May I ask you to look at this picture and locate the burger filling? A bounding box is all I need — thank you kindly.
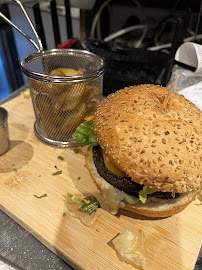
[72,120,198,215]
[92,145,180,202]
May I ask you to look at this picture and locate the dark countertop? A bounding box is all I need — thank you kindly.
[0,85,201,270]
[0,210,73,270]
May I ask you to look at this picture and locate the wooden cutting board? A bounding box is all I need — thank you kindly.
[0,95,201,270]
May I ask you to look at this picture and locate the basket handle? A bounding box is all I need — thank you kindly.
[0,0,43,52]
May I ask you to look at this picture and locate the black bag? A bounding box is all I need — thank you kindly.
[85,39,168,96]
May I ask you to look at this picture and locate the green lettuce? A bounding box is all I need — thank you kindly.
[72,120,99,146]
[190,190,198,194]
[139,185,157,204]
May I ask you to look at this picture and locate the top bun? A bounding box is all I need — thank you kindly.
[94,84,201,193]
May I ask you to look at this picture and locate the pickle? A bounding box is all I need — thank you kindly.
[61,83,86,111]
[60,102,87,135]
[31,67,85,96]
[77,67,84,75]
[53,92,67,113]
[33,66,87,140]
[84,85,100,100]
[50,67,84,77]
[49,68,66,76]
[31,80,67,96]
[35,93,52,113]
[86,100,100,115]
[41,112,64,139]
[35,93,64,138]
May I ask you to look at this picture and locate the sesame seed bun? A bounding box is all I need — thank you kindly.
[94,84,201,193]
[86,146,198,217]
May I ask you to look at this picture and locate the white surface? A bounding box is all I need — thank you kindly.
[178,81,202,110]
[175,42,202,74]
[167,65,202,110]
[0,261,16,270]
[168,42,202,111]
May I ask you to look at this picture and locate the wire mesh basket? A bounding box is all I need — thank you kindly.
[21,49,104,147]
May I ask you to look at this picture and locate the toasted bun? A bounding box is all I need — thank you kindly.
[86,146,198,217]
[94,84,201,193]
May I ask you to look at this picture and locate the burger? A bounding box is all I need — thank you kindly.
[73,84,201,217]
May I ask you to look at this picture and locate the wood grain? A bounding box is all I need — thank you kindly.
[0,96,201,270]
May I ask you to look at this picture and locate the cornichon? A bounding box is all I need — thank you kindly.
[60,102,87,134]
[55,84,85,111]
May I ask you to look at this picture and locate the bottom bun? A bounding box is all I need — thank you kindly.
[85,146,198,218]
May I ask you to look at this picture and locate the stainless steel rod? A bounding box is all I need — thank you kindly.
[0,0,44,52]
[13,0,43,51]
[0,11,40,51]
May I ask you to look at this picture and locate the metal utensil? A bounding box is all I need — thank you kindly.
[0,0,43,52]
[21,49,104,147]
[0,107,9,155]
[0,0,104,147]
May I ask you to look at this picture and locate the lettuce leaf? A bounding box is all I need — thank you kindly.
[190,190,198,194]
[139,186,157,204]
[72,120,99,146]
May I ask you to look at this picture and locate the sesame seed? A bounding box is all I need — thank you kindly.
[169,160,174,166]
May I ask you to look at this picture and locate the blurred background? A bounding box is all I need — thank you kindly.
[0,0,201,100]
